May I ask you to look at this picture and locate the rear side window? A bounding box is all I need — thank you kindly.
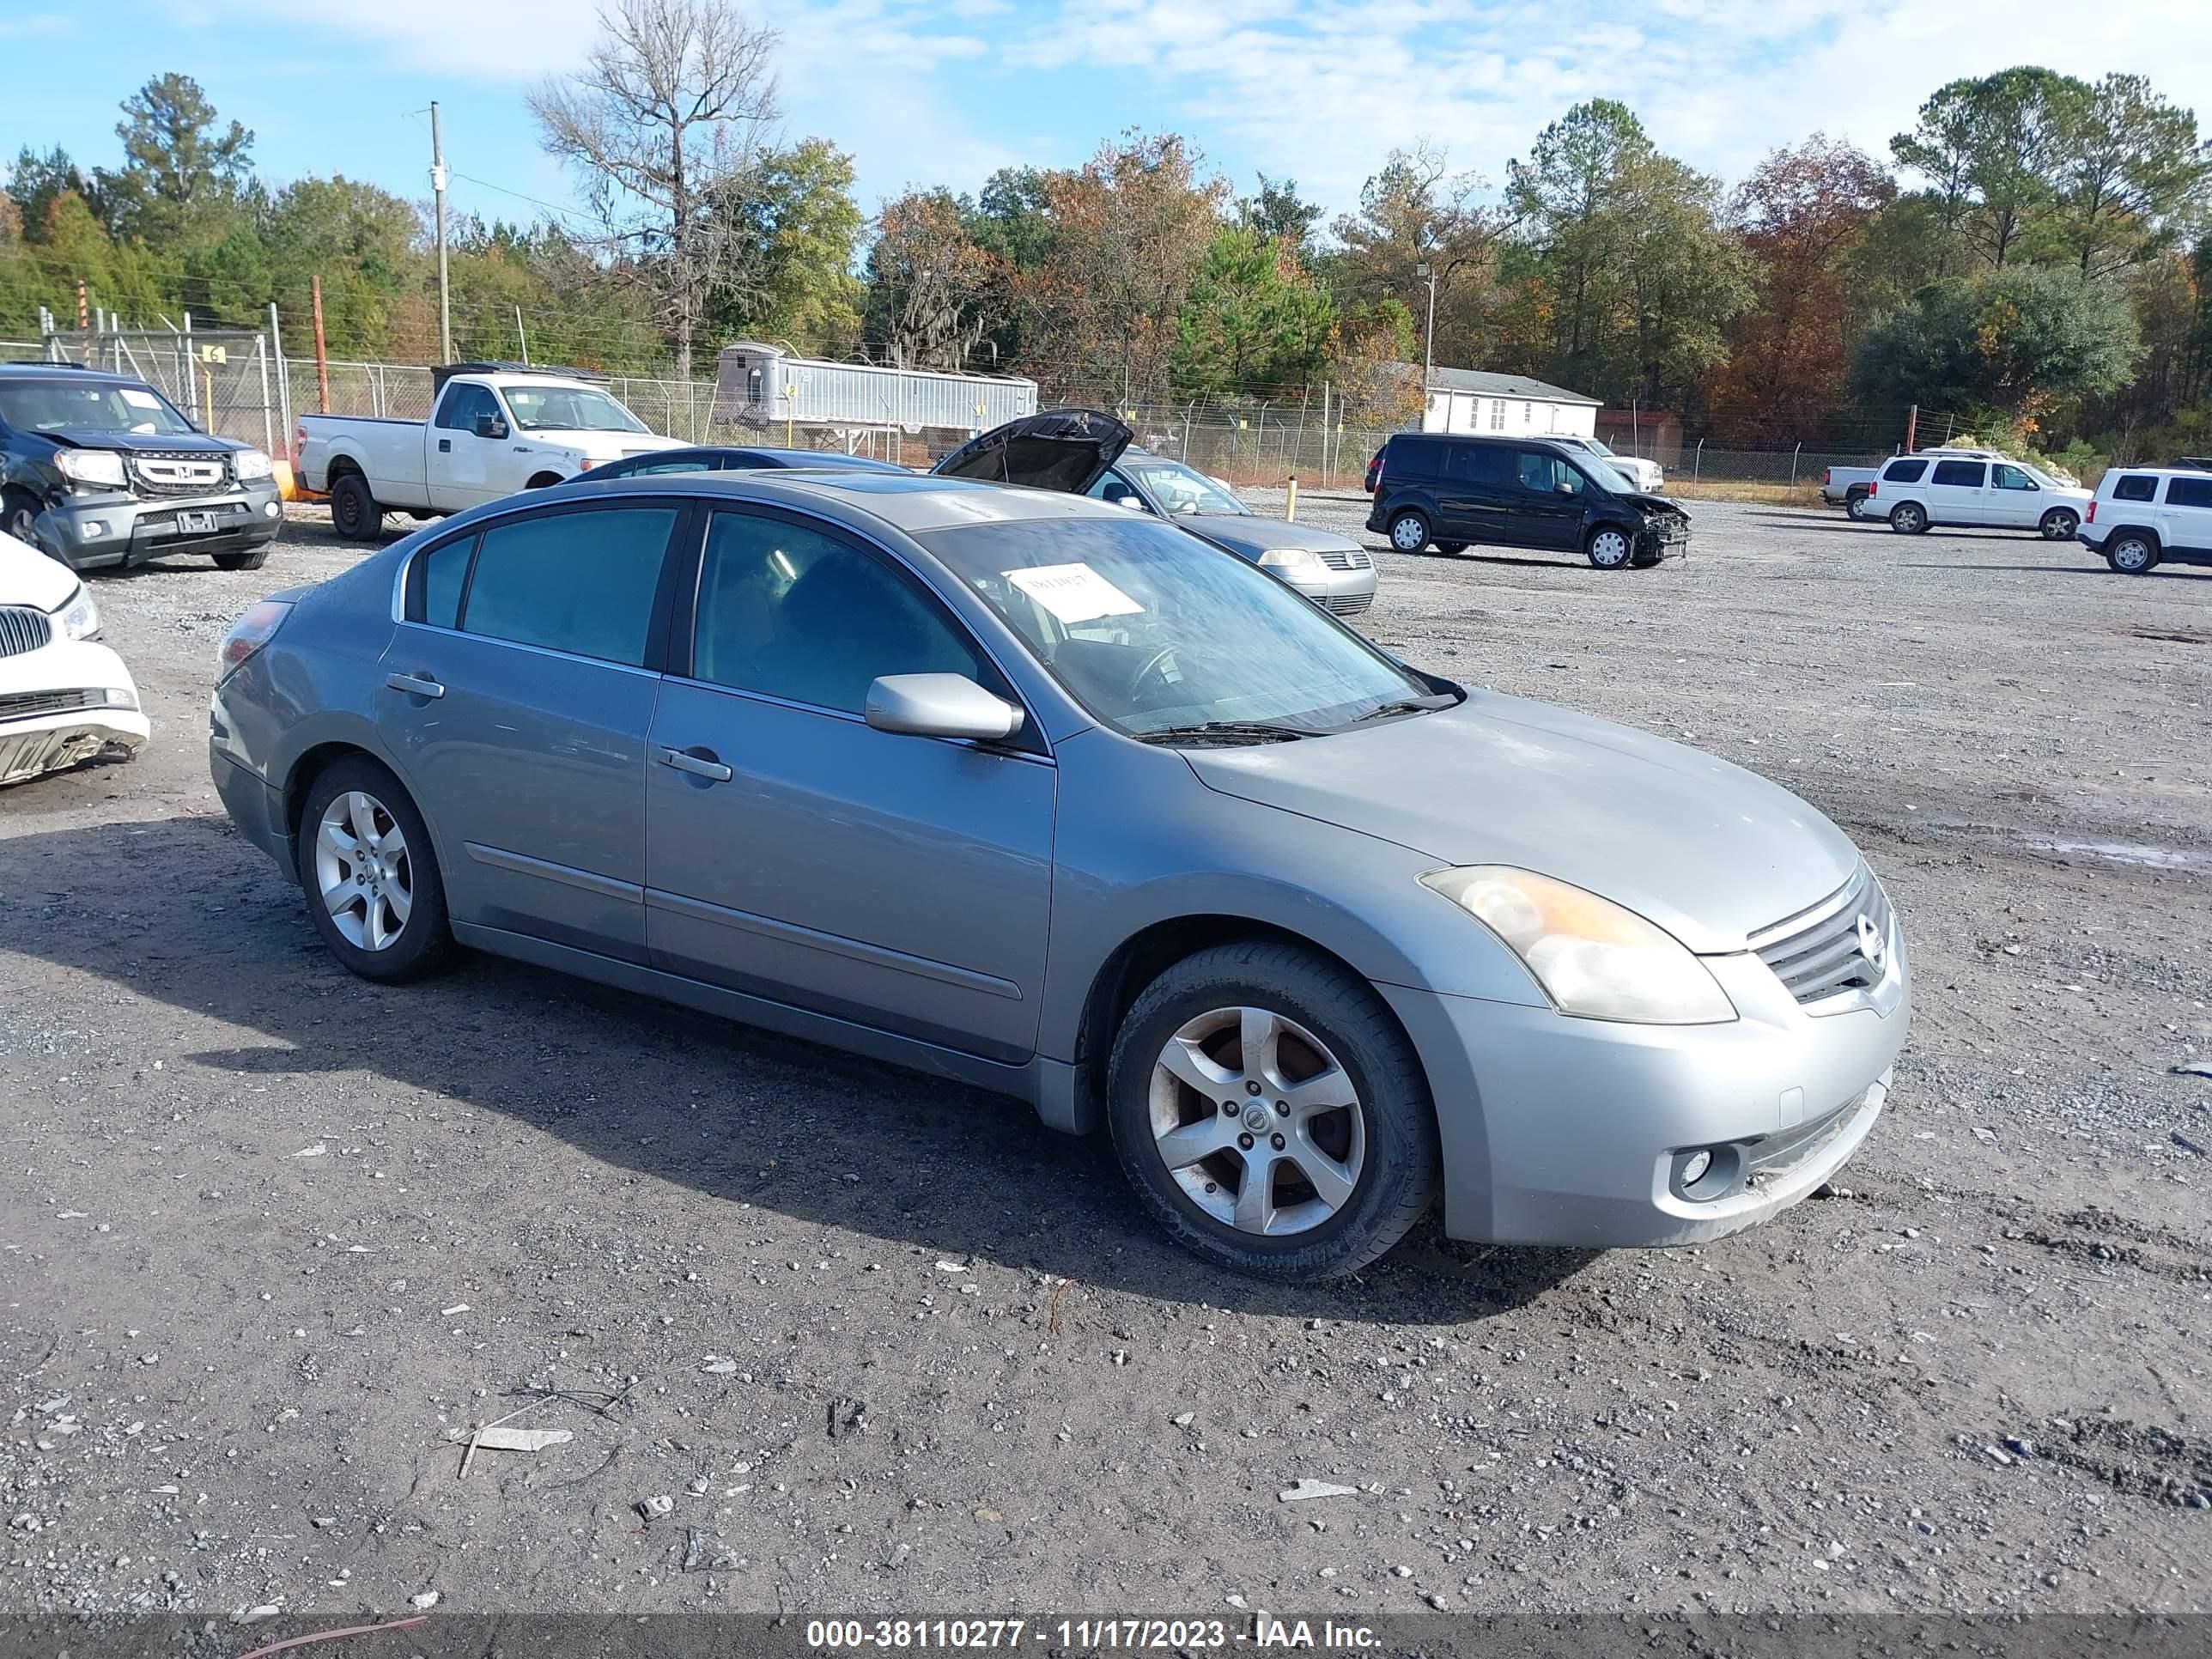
[2112,474,2160,502]
[1881,459,1927,483]
[416,534,474,628]
[1443,444,1510,484]
[1386,437,1443,479]
[459,506,677,665]
[1930,459,1985,487]
[2167,477,2212,510]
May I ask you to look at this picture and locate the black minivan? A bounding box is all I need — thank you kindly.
[1365,433,1690,569]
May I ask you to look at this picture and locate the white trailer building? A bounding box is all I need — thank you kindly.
[1416,366,1601,441]
[714,343,1036,454]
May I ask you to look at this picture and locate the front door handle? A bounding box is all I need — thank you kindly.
[386,671,446,700]
[437,438,452,453]
[658,746,733,783]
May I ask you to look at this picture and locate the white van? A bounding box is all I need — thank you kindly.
[2078,465,2212,574]
[1866,450,2091,539]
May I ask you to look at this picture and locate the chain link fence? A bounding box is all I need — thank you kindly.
[21,327,284,454]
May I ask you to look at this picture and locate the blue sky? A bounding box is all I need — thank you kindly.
[6,0,2209,234]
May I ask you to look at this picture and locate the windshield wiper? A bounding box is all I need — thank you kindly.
[1346,694,1459,725]
[1133,720,1313,746]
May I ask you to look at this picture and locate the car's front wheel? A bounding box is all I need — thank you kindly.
[2039,507,2080,540]
[1386,510,1431,554]
[298,757,458,982]
[1586,526,1633,568]
[1106,941,1438,1280]
[213,546,270,571]
[1434,540,1468,555]
[1845,491,1872,521]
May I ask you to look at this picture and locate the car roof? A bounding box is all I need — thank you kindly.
[2101,464,2203,477]
[0,363,146,386]
[526,466,1146,533]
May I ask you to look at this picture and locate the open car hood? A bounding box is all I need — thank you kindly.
[931,409,1132,495]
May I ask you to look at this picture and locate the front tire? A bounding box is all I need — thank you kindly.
[1888,501,1928,534]
[2,489,40,548]
[1845,491,1872,521]
[2106,532,2157,574]
[1434,540,1468,555]
[1586,526,1633,568]
[329,472,383,542]
[1105,941,1439,1281]
[213,545,271,571]
[1387,510,1431,554]
[2039,507,2080,540]
[297,757,458,982]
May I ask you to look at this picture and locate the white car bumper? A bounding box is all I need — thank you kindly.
[0,638,149,787]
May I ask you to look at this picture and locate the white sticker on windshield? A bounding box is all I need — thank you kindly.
[1006,562,1144,625]
[119,388,161,408]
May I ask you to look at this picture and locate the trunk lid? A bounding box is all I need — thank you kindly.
[931,409,1132,495]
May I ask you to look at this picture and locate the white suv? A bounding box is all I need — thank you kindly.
[2079,465,2212,574]
[1867,450,2091,539]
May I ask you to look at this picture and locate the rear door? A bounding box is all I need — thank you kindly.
[1927,459,1990,525]
[1433,442,1516,544]
[2164,473,2212,553]
[375,499,688,962]
[643,507,1055,1060]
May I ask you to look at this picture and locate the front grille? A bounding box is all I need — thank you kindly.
[0,605,53,659]
[1316,547,1372,571]
[0,688,103,723]
[1749,864,1894,1006]
[129,450,231,496]
[1322,592,1372,616]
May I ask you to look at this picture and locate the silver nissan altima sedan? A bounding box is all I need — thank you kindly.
[210,470,1909,1280]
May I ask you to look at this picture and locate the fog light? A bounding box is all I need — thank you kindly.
[103,687,137,708]
[1680,1148,1713,1186]
[263,501,280,518]
[83,520,107,538]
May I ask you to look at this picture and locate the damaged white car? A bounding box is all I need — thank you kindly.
[0,529,147,787]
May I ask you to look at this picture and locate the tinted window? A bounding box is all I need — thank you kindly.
[691,512,985,714]
[1443,444,1510,484]
[435,384,499,432]
[2112,474,2159,502]
[1882,459,1928,483]
[2167,477,2212,510]
[1930,459,1985,487]
[417,534,474,629]
[1086,469,1152,512]
[1514,450,1585,496]
[460,506,676,665]
[621,457,718,477]
[1991,464,2036,490]
[1386,437,1443,479]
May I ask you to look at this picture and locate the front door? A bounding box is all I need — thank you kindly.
[1927,458,1991,525]
[375,500,686,962]
[429,383,501,510]
[1987,462,2044,527]
[644,507,1055,1060]
[1508,448,1591,550]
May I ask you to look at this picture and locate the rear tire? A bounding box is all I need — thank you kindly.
[2039,507,2080,540]
[213,545,270,571]
[2106,533,2157,574]
[329,472,383,543]
[1387,510,1431,554]
[1845,490,1872,521]
[296,757,458,983]
[1887,501,1928,534]
[1105,941,1439,1281]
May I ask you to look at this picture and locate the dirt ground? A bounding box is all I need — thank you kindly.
[2,494,2208,1629]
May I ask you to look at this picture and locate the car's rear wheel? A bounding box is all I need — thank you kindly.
[298,757,457,982]
[2106,533,2157,574]
[1387,510,1431,554]
[1845,491,1872,521]
[2039,507,2080,540]
[1586,526,1632,568]
[1888,501,1928,534]
[213,546,270,571]
[1105,941,1438,1280]
[329,472,383,542]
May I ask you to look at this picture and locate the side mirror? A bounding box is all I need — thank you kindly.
[1555,480,1577,496]
[474,413,506,440]
[865,673,1024,743]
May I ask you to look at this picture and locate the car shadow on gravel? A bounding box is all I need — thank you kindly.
[0,813,1595,1324]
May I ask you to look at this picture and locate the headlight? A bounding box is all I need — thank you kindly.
[233,448,274,480]
[1257,546,1322,573]
[1419,866,1736,1025]
[54,450,127,489]
[52,583,100,641]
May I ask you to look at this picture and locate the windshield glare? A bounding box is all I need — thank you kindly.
[1121,459,1249,516]
[501,385,649,434]
[919,515,1431,738]
[0,380,197,436]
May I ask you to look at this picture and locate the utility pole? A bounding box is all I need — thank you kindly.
[1416,264,1437,432]
[430,102,453,364]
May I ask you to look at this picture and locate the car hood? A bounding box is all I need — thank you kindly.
[547,431,684,461]
[45,429,238,456]
[1180,515,1362,558]
[1615,490,1688,517]
[931,408,1132,495]
[0,528,78,610]
[1183,692,1860,954]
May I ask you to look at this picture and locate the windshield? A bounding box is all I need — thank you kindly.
[917,515,1432,738]
[1119,458,1249,516]
[0,380,198,437]
[1578,437,1617,457]
[501,385,649,434]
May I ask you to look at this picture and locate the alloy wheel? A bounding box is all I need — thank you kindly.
[2111,538,2152,573]
[1147,1006,1366,1237]
[313,790,413,951]
[2043,511,2078,540]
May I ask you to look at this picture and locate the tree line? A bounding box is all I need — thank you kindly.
[3,0,2209,462]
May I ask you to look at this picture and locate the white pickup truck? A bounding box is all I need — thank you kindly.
[295,364,685,539]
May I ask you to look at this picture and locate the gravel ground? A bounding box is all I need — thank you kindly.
[2,495,2209,1628]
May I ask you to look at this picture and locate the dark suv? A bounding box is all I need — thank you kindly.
[1365,433,1689,569]
[0,363,283,572]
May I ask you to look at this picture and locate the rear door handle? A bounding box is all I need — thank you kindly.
[386,672,446,700]
[658,747,733,783]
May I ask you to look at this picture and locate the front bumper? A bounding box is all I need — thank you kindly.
[1633,517,1690,563]
[1380,915,1910,1248]
[0,640,149,786]
[36,484,283,570]
[1280,563,1379,617]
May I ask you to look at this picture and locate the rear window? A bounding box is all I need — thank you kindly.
[2167,477,2212,510]
[2112,474,2159,502]
[1930,459,1985,487]
[1881,459,1927,483]
[1443,444,1511,484]
[1385,437,1444,479]
[460,505,678,665]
